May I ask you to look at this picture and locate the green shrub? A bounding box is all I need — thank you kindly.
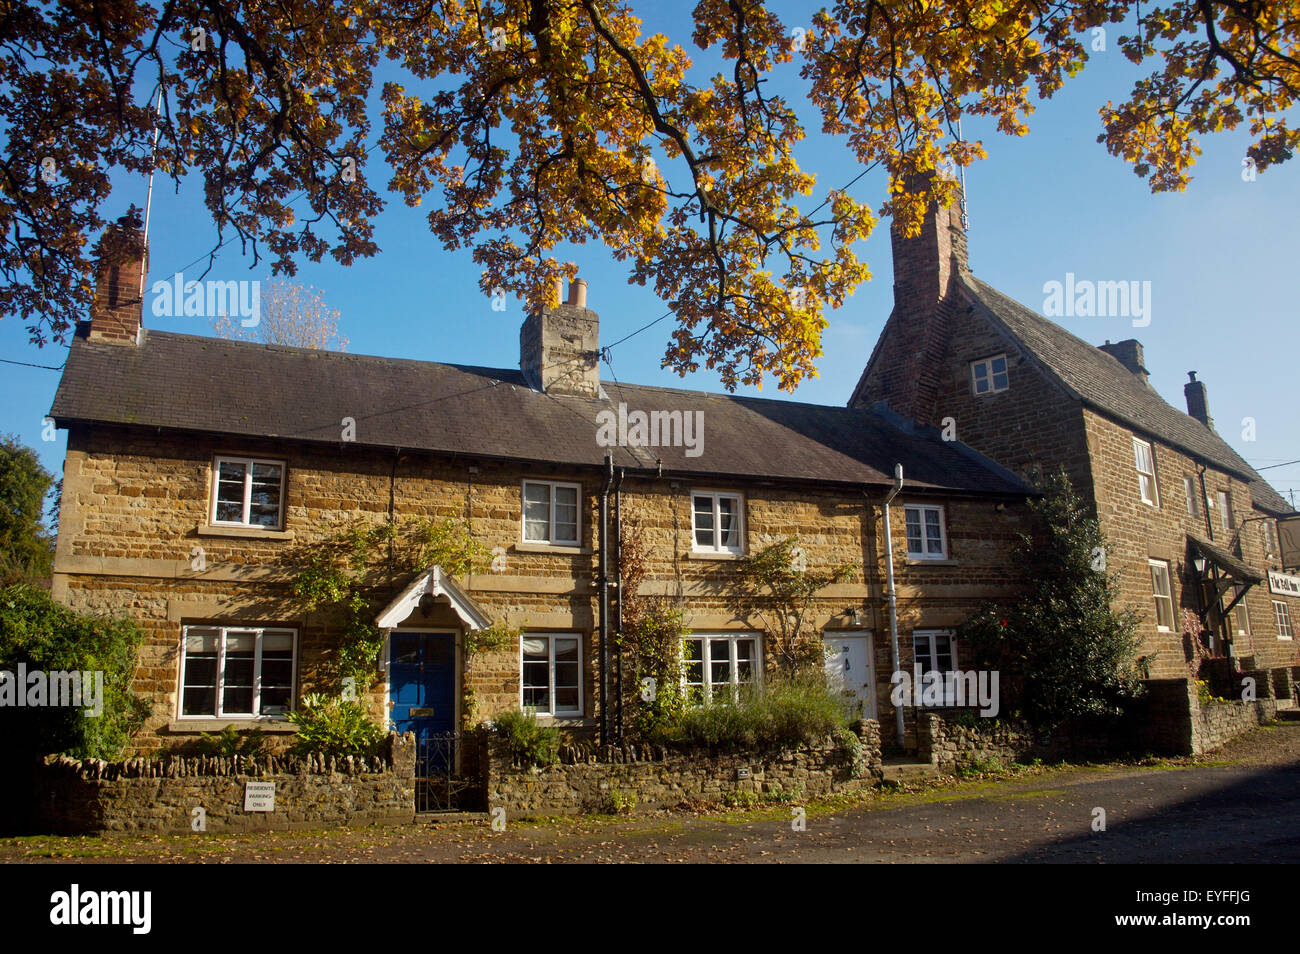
[956,756,1005,777]
[287,693,385,758]
[607,788,638,814]
[0,581,148,760]
[723,789,759,809]
[762,782,805,804]
[653,672,851,751]
[197,724,268,759]
[494,708,561,767]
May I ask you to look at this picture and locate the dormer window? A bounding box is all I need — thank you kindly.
[970,355,1009,395]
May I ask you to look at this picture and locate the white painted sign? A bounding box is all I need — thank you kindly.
[244,781,276,812]
[1269,570,1300,597]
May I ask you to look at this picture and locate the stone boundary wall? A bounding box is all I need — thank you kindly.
[486,721,883,818]
[918,675,1282,769]
[33,732,416,834]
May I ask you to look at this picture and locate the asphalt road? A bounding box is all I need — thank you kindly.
[6,720,1300,864]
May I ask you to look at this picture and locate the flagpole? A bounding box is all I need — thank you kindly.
[139,88,163,297]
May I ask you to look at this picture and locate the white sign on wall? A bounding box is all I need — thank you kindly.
[244,781,276,812]
[1268,570,1300,598]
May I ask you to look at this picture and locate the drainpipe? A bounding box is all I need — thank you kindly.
[598,453,615,747]
[613,467,626,743]
[1197,462,1230,661]
[881,464,905,748]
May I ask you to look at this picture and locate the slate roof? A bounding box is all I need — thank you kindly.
[963,276,1293,516]
[49,326,1029,497]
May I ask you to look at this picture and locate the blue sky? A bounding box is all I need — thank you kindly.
[3,3,1296,509]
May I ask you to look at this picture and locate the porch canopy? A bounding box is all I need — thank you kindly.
[1187,533,1265,617]
[374,565,492,631]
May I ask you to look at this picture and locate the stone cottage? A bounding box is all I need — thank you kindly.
[48,222,1032,759]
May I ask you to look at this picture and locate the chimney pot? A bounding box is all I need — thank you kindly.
[552,277,564,307]
[569,278,588,308]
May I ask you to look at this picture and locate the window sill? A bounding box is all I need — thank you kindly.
[534,715,593,728]
[906,557,955,566]
[167,719,298,734]
[687,550,745,561]
[513,542,591,555]
[197,524,293,541]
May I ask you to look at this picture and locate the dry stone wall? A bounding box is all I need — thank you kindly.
[486,721,883,818]
[33,733,415,834]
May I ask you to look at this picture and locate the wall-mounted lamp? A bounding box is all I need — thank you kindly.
[1193,554,1208,575]
[847,607,863,626]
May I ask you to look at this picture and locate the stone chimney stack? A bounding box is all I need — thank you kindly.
[1185,371,1213,428]
[1099,339,1149,385]
[520,277,600,397]
[87,213,147,345]
[848,172,969,420]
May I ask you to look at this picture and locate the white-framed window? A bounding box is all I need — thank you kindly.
[211,456,285,529]
[179,625,296,718]
[1274,601,1295,641]
[970,355,1009,395]
[904,504,948,560]
[1264,520,1280,561]
[1148,559,1175,631]
[1229,585,1251,637]
[1184,476,1200,518]
[520,633,582,716]
[1216,491,1234,531]
[521,480,581,545]
[682,634,758,704]
[692,491,744,553]
[1133,438,1159,506]
[912,630,959,706]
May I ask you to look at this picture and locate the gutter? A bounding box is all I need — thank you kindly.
[880,464,905,748]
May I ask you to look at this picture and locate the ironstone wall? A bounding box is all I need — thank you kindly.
[484,721,884,818]
[32,732,416,834]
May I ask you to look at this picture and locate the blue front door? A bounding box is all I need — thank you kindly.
[389,632,456,745]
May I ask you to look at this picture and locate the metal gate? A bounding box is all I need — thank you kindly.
[415,731,481,813]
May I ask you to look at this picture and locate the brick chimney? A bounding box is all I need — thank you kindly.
[848,173,969,420]
[1099,339,1149,384]
[1185,371,1213,428]
[520,277,600,397]
[87,214,147,345]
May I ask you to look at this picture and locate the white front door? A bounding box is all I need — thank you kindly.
[824,632,876,720]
